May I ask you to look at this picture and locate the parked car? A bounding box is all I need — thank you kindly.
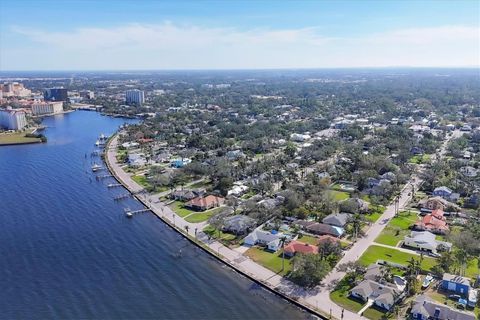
[422,274,434,289]
[448,294,461,300]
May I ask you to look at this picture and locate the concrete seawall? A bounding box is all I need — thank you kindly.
[103,133,330,320]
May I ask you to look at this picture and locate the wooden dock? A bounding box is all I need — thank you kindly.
[114,193,132,201]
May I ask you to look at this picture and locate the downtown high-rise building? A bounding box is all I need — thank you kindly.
[125,89,145,105]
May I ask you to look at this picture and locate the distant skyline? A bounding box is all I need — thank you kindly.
[1,0,479,71]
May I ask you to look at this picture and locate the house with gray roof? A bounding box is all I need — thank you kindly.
[350,279,402,311]
[322,212,351,228]
[222,215,256,235]
[244,228,284,252]
[403,231,452,253]
[411,295,475,320]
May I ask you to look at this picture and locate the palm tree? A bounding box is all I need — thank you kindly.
[185,225,189,234]
[280,235,287,272]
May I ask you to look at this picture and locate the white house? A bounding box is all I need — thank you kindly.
[244,229,284,251]
[403,231,452,253]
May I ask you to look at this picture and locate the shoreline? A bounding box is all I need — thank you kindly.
[104,133,330,320]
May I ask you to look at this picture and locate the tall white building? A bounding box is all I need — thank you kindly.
[125,89,145,105]
[32,101,64,116]
[0,107,27,130]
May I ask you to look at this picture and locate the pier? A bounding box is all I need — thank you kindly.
[96,174,113,180]
[124,208,151,217]
[114,193,132,200]
[107,183,122,188]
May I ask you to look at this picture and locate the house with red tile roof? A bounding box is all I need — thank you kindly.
[284,241,318,257]
[185,195,225,211]
[413,209,449,234]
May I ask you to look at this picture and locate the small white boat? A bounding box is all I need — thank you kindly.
[95,140,100,146]
[91,164,102,172]
[99,133,109,141]
[126,212,133,218]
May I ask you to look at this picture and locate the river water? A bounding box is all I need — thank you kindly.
[0,111,307,319]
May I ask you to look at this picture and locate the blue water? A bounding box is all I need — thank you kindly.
[0,111,307,319]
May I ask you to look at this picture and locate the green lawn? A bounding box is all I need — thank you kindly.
[329,190,350,201]
[297,234,319,245]
[364,212,382,223]
[169,201,196,217]
[375,211,418,246]
[189,179,210,189]
[244,247,291,275]
[363,305,392,320]
[203,225,236,241]
[330,280,365,313]
[359,245,437,271]
[131,174,150,187]
[184,207,223,223]
[465,257,479,279]
[0,131,42,145]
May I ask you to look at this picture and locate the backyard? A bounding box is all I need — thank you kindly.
[374,210,418,246]
[359,245,437,271]
[169,200,196,217]
[244,247,292,276]
[184,207,224,223]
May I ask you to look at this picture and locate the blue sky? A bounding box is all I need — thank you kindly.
[1,0,479,70]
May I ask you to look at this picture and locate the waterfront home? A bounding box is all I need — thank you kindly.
[322,212,351,228]
[441,273,471,296]
[222,215,256,235]
[350,279,402,311]
[403,231,452,253]
[413,209,449,234]
[411,295,476,320]
[185,195,224,211]
[170,189,203,201]
[283,241,318,257]
[121,141,139,149]
[244,229,284,252]
[305,223,344,237]
[128,153,147,167]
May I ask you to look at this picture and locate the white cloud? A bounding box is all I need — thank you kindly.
[3,22,479,70]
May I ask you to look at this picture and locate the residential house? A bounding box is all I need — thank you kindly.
[460,166,477,178]
[128,153,146,167]
[316,234,341,246]
[284,241,318,257]
[322,212,351,228]
[257,196,285,210]
[340,198,370,214]
[350,279,402,311]
[226,149,246,161]
[185,195,225,211]
[154,152,171,163]
[227,183,248,196]
[244,229,284,251]
[305,223,344,237]
[170,158,192,168]
[414,209,449,234]
[403,231,452,253]
[293,220,317,230]
[441,273,471,296]
[170,189,203,201]
[465,192,479,209]
[433,186,460,202]
[222,215,256,235]
[411,295,476,320]
[418,196,460,212]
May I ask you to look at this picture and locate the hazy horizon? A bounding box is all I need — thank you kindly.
[1,0,479,71]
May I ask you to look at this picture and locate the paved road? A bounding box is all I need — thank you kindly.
[302,129,462,319]
[105,130,461,320]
